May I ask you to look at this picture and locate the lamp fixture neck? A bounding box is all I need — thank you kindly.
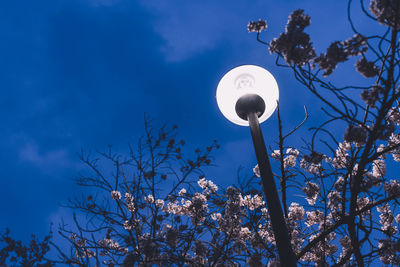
[235,94,266,121]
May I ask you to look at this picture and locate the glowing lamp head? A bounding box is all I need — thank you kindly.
[216,65,279,126]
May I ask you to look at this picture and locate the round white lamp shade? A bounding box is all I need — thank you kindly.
[216,65,279,126]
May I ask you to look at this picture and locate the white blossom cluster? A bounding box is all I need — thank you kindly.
[327,191,342,211]
[337,236,352,263]
[247,19,267,33]
[389,133,400,161]
[288,202,305,221]
[125,192,135,213]
[144,194,155,204]
[197,177,218,194]
[98,238,119,250]
[178,188,186,196]
[329,142,351,169]
[305,210,324,227]
[240,194,264,210]
[388,107,400,124]
[384,179,400,196]
[98,238,129,255]
[284,148,299,168]
[300,158,321,174]
[156,190,210,225]
[123,220,133,230]
[155,199,164,208]
[271,150,281,160]
[377,204,398,235]
[357,196,370,218]
[110,190,121,200]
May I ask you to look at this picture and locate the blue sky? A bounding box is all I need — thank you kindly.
[0,0,381,243]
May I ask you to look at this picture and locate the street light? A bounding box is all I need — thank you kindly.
[216,65,297,266]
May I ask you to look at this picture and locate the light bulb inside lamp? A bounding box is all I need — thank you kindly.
[216,65,279,126]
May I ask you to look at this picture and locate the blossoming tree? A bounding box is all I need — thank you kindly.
[46,0,400,266]
[248,0,400,265]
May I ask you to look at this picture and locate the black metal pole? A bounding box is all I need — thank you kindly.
[247,111,297,267]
